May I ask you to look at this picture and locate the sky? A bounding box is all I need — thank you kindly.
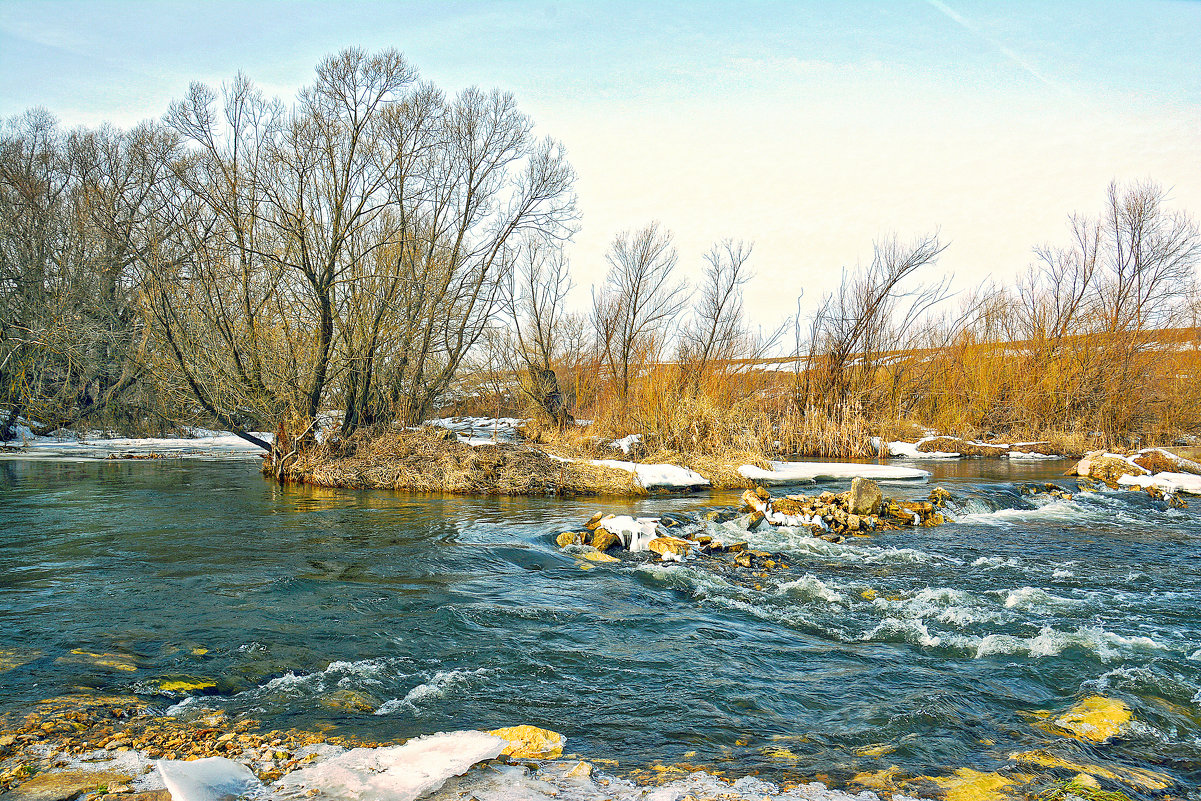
[2,0,1199,326]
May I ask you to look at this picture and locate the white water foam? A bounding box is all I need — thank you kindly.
[971,556,1022,570]
[975,625,1166,661]
[999,586,1082,611]
[777,574,848,605]
[376,668,489,715]
[257,658,393,697]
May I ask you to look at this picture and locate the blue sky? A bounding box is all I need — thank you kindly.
[3,1,1199,321]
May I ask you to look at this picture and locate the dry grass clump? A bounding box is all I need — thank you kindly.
[916,437,1003,457]
[282,427,641,496]
[1006,431,1093,459]
[775,404,878,458]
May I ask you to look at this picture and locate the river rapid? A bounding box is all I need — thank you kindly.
[1,457,1199,798]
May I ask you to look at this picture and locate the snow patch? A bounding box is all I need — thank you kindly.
[739,461,929,484]
[1118,471,1201,496]
[590,459,711,490]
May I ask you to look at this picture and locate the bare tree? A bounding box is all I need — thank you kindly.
[800,232,948,417]
[504,236,575,424]
[0,111,173,439]
[142,48,577,455]
[592,222,689,402]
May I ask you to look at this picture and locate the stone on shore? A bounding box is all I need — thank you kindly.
[3,769,133,801]
[1071,453,1148,486]
[487,725,564,759]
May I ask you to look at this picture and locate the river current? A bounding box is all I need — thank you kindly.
[1,457,1198,797]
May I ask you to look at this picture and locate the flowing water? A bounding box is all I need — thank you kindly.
[1,457,1199,797]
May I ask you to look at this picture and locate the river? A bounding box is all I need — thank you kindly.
[1,456,1198,798]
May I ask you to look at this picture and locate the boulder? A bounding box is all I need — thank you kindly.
[584,513,607,531]
[589,529,619,551]
[848,478,883,516]
[772,497,804,517]
[647,536,691,560]
[1072,452,1147,486]
[556,532,585,548]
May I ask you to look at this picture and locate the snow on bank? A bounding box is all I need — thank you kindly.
[0,427,272,460]
[590,459,711,491]
[151,732,907,801]
[877,437,960,459]
[1118,471,1201,496]
[609,433,643,454]
[740,461,930,484]
[426,416,524,445]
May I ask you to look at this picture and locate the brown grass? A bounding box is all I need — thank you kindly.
[277,427,642,496]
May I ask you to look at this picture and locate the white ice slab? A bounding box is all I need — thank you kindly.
[740,461,929,484]
[274,730,506,801]
[158,757,262,801]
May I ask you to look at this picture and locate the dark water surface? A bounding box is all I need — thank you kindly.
[1,457,1199,795]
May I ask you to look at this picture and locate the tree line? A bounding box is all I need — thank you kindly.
[3,48,1199,456]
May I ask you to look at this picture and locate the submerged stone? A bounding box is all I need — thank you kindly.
[579,549,620,563]
[1009,749,1171,791]
[154,675,218,694]
[924,767,1031,801]
[1048,695,1132,743]
[319,689,382,713]
[0,648,42,673]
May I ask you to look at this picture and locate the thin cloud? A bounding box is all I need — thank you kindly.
[926,0,1061,90]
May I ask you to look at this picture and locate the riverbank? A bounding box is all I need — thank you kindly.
[271,426,932,496]
[0,693,1162,801]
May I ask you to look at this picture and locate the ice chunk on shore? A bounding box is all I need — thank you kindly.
[886,437,960,459]
[739,461,929,484]
[590,459,711,490]
[275,730,506,801]
[158,757,262,801]
[1117,471,1201,496]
